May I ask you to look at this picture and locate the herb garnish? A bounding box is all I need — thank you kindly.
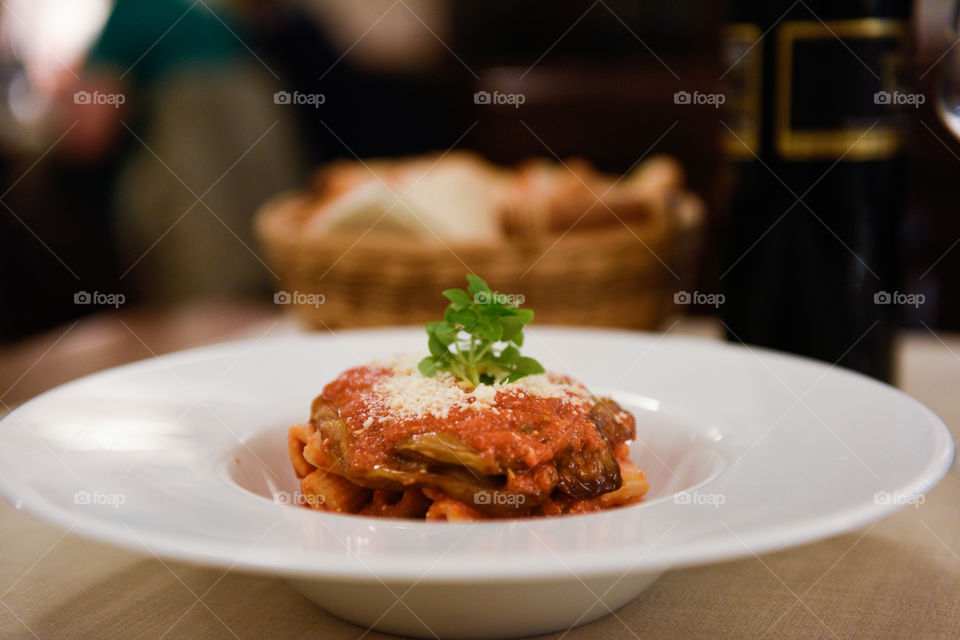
[418,275,545,386]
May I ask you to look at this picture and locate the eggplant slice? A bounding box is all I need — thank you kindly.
[589,398,636,446]
[395,432,502,476]
[554,444,622,499]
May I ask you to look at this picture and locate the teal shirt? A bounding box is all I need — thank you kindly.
[86,0,245,92]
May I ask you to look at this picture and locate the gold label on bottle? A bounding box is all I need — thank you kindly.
[774,19,907,161]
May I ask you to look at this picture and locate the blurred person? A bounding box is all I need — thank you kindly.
[57,0,306,303]
[0,1,122,340]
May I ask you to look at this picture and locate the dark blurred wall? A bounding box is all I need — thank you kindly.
[452,0,724,313]
[4,0,960,339]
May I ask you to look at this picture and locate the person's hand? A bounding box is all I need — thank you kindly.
[55,70,128,164]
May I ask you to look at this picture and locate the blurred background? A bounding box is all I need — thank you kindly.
[1,0,959,401]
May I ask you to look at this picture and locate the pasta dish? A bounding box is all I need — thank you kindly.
[286,275,648,520]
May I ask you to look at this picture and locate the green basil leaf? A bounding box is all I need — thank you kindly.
[427,322,457,345]
[442,288,472,308]
[505,357,545,382]
[418,357,439,377]
[465,274,490,298]
[515,356,545,375]
[452,308,477,329]
[498,316,523,341]
[512,308,534,324]
[428,334,448,358]
[481,318,503,342]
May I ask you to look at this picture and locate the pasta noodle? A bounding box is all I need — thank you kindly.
[287,424,315,479]
[425,497,488,522]
[300,468,371,513]
[598,460,650,509]
[360,489,431,518]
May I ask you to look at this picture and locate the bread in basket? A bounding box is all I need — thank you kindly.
[255,151,703,329]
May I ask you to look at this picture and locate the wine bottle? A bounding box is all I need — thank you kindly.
[720,0,911,381]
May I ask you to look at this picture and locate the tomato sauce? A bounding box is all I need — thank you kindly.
[320,365,629,474]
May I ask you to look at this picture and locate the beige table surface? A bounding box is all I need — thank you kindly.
[1,308,958,639]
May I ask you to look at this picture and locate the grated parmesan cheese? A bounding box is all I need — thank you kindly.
[368,354,590,420]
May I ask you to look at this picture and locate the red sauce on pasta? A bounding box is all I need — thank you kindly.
[322,364,621,473]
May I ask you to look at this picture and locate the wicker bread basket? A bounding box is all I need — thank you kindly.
[255,178,704,330]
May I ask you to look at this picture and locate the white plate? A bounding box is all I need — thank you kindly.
[0,328,952,639]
